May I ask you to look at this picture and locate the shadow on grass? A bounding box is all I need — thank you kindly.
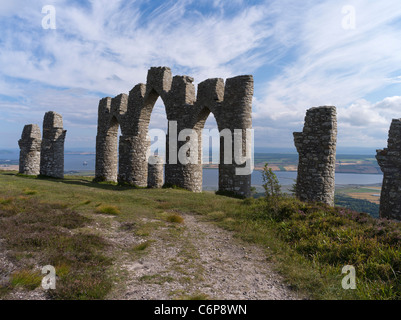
[10,172,156,192]
[7,172,198,194]
[1,172,18,176]
[215,190,246,200]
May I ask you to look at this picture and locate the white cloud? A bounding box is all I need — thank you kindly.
[338,96,401,147]
[1,0,401,151]
[0,0,274,95]
[0,0,277,149]
[258,0,401,107]
[0,0,31,16]
[251,0,401,149]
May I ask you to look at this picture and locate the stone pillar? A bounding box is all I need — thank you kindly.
[40,111,67,179]
[18,124,41,175]
[95,97,119,183]
[118,83,154,187]
[148,155,164,188]
[376,119,401,220]
[164,75,196,191]
[118,134,150,187]
[293,106,337,206]
[218,75,254,198]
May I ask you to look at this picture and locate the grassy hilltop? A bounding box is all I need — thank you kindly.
[0,171,400,300]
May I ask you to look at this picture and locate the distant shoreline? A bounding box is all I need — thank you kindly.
[1,165,383,176]
[1,151,383,176]
[0,165,18,171]
[65,152,96,155]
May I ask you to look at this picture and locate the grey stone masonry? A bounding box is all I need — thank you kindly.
[95,97,119,183]
[294,106,337,206]
[95,66,254,198]
[148,156,164,188]
[18,124,41,175]
[376,119,401,220]
[40,111,67,179]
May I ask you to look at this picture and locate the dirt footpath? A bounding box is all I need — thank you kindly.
[107,212,302,300]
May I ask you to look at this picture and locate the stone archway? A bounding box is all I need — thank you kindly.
[186,78,225,193]
[187,76,254,197]
[119,68,174,187]
[191,107,220,193]
[95,67,254,198]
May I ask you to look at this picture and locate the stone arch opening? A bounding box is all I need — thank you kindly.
[128,87,169,187]
[147,95,168,188]
[139,89,161,133]
[201,110,222,191]
[189,106,224,193]
[148,96,168,152]
[116,78,172,187]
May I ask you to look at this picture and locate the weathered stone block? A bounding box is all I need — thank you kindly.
[148,156,164,188]
[294,106,337,206]
[377,119,401,220]
[18,124,41,176]
[40,111,67,179]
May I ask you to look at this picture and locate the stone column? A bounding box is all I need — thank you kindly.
[293,106,337,206]
[148,155,164,188]
[376,119,401,220]
[18,124,41,175]
[40,111,67,179]
[164,75,197,191]
[118,134,150,187]
[218,75,254,198]
[95,97,118,183]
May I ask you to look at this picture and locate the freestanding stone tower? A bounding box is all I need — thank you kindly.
[18,124,42,175]
[40,111,67,179]
[293,106,337,206]
[376,119,401,220]
[95,66,253,198]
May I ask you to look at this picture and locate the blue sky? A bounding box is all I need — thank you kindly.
[1,0,401,153]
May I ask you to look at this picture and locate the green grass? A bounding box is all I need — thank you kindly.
[23,188,38,195]
[227,196,401,299]
[177,293,210,300]
[1,171,401,300]
[0,179,113,299]
[132,241,152,251]
[10,269,42,290]
[166,213,184,224]
[95,205,121,215]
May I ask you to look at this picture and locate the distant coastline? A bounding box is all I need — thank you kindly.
[65,152,96,155]
[0,152,383,175]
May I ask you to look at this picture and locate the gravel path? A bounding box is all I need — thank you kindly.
[109,212,302,300]
[1,211,303,300]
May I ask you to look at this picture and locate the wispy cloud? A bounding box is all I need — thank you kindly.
[0,0,273,93]
[253,0,401,149]
[0,0,276,148]
[1,0,401,151]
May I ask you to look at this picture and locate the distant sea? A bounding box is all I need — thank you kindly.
[1,151,383,189]
[62,154,384,187]
[203,170,383,188]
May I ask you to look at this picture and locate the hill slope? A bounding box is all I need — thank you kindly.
[0,172,300,300]
[1,171,401,300]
